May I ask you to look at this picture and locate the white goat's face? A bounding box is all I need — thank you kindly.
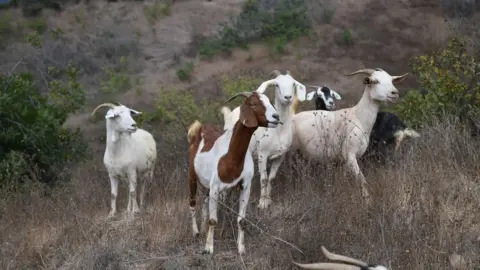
[105,105,142,133]
[256,72,307,105]
[366,69,407,103]
[306,86,342,110]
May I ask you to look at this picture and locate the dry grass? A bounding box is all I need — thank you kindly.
[1,119,479,269]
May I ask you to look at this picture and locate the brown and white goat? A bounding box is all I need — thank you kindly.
[293,246,389,270]
[187,91,280,255]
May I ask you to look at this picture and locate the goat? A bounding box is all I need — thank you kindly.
[293,246,389,270]
[187,91,280,254]
[220,70,307,210]
[306,85,342,111]
[91,102,157,219]
[363,111,420,164]
[291,68,408,203]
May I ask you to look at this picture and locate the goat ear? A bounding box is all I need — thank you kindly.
[105,109,117,119]
[255,79,276,94]
[306,91,316,101]
[294,81,307,101]
[392,73,409,84]
[130,109,142,116]
[239,104,258,128]
[331,90,342,100]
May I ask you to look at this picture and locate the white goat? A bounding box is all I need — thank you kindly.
[91,102,157,219]
[291,68,408,203]
[293,246,389,270]
[221,70,307,209]
[187,91,280,254]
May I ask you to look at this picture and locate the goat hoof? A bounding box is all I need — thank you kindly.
[107,212,116,220]
[238,244,245,255]
[258,197,272,209]
[202,246,214,254]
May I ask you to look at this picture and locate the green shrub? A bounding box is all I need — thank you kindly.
[395,37,480,129]
[176,62,194,82]
[0,63,88,191]
[342,29,353,45]
[26,16,47,34]
[198,0,311,58]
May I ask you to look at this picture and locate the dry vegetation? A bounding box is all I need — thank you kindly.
[1,0,480,269]
[1,120,479,269]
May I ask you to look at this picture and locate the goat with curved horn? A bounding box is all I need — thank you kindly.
[344,68,377,76]
[293,246,388,270]
[91,103,117,116]
[224,91,253,104]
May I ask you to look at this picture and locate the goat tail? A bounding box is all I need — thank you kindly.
[187,120,202,144]
[403,128,420,138]
[291,95,299,114]
[220,106,231,121]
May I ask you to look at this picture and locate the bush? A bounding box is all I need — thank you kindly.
[395,37,480,129]
[198,0,311,58]
[0,63,88,191]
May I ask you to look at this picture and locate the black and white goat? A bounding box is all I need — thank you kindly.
[306,85,342,110]
[363,111,420,164]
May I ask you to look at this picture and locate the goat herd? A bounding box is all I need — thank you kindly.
[90,68,420,270]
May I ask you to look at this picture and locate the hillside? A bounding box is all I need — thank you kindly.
[1,0,480,269]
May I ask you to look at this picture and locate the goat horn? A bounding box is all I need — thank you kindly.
[114,101,123,106]
[292,261,360,270]
[344,68,376,76]
[321,246,368,267]
[224,91,253,104]
[270,70,282,77]
[91,103,117,117]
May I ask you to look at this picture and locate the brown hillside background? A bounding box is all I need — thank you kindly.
[1,0,480,269]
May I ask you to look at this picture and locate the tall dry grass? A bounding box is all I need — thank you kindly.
[0,119,479,269]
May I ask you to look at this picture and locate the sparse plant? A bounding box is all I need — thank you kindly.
[50,27,64,40]
[25,16,47,34]
[176,61,194,82]
[143,0,172,25]
[342,29,353,45]
[24,31,42,47]
[100,56,132,94]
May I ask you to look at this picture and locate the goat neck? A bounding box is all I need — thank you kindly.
[353,87,380,134]
[274,96,293,129]
[105,121,129,156]
[219,120,257,181]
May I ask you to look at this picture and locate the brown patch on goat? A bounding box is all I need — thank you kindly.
[200,125,225,153]
[217,93,268,183]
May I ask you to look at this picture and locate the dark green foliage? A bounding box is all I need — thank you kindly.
[198,0,311,58]
[0,64,88,191]
[395,37,480,129]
